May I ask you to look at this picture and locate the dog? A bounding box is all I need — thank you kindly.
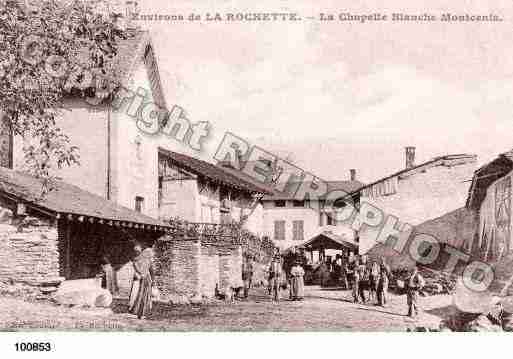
[215,284,237,302]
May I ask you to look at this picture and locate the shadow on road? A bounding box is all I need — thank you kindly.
[356,306,406,318]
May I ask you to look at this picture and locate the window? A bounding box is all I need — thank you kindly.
[274,220,285,240]
[292,220,304,241]
[293,200,305,207]
[275,200,286,207]
[326,214,333,226]
[135,196,145,213]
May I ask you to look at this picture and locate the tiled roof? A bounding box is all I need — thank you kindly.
[466,149,513,210]
[159,148,273,195]
[301,231,358,252]
[98,30,167,108]
[262,180,365,201]
[0,167,166,228]
[352,153,477,195]
[114,31,149,82]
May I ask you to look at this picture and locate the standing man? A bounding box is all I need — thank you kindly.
[377,258,391,307]
[341,257,350,290]
[269,249,283,303]
[242,253,254,299]
[347,254,360,303]
[406,266,425,318]
[357,255,369,303]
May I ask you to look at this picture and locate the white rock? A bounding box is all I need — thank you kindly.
[168,294,190,305]
[54,287,112,308]
[94,290,113,308]
[453,278,496,314]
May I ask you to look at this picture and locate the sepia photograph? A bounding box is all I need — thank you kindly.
[1,0,513,356]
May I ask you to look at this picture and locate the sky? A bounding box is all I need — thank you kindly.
[135,0,513,183]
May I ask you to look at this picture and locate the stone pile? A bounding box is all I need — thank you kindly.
[421,269,456,295]
[391,267,456,295]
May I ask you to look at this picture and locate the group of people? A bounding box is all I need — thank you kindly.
[267,249,305,302]
[345,254,392,307]
[101,243,426,320]
[345,254,426,317]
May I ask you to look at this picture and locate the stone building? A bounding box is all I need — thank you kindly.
[353,148,478,254]
[0,166,167,295]
[261,175,363,251]
[0,5,274,299]
[465,148,513,262]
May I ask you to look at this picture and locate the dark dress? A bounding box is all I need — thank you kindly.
[129,248,155,319]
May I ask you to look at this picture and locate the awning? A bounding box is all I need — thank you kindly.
[301,231,358,252]
[0,167,168,231]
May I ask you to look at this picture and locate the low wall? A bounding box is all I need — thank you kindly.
[0,208,60,284]
[219,245,243,290]
[199,243,219,298]
[154,238,201,298]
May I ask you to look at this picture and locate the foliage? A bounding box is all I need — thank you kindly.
[0,0,128,191]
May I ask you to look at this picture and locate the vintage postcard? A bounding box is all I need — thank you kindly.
[0,0,513,355]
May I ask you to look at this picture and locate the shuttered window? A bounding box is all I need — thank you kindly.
[292,220,304,241]
[274,220,285,240]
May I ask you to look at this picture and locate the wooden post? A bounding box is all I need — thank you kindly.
[65,222,72,279]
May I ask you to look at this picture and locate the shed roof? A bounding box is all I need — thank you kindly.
[0,167,167,229]
[159,148,273,195]
[301,231,358,252]
[466,149,513,210]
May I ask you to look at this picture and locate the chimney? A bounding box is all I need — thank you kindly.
[405,146,416,169]
[350,169,356,181]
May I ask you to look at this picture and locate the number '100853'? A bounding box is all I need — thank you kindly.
[15,342,52,351]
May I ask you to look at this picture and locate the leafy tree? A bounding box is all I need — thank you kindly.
[0,0,128,191]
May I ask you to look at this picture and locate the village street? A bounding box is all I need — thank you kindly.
[0,286,450,331]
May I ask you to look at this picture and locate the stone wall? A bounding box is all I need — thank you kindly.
[199,243,219,298]
[0,206,59,284]
[218,245,243,290]
[154,237,201,298]
[116,262,135,297]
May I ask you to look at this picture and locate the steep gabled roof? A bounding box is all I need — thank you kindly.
[159,148,273,195]
[93,30,167,109]
[351,154,477,196]
[466,149,513,210]
[0,167,166,228]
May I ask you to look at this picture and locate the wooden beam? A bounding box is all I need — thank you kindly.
[77,216,84,222]
[67,214,73,221]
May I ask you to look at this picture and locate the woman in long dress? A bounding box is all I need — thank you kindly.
[289,261,305,301]
[128,243,155,319]
[100,255,118,295]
